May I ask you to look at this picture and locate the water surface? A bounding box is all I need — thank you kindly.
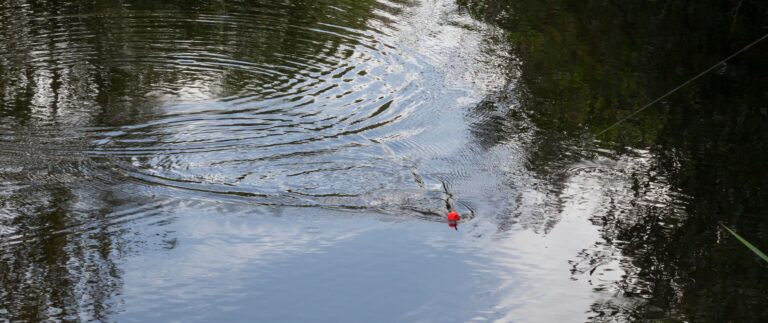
[2,0,768,322]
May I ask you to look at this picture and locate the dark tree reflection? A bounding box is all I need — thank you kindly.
[459,0,768,321]
[0,185,122,321]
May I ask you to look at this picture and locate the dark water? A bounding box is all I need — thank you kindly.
[1,0,767,322]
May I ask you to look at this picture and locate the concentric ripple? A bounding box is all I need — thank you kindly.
[0,0,477,220]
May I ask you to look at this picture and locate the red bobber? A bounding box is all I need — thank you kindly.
[447,211,460,221]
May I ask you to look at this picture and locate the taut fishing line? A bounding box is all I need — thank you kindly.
[595,32,768,137]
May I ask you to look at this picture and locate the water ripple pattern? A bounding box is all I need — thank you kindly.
[0,0,480,219]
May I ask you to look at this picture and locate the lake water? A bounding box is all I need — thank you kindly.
[2,0,767,322]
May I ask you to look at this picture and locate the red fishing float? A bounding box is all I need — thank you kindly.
[447,211,460,230]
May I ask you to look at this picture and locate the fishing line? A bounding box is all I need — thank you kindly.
[595,32,768,137]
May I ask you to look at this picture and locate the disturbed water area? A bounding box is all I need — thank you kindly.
[4,0,765,322]
[0,0,600,321]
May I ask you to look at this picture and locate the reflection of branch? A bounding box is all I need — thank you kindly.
[441,180,453,211]
[731,0,744,32]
